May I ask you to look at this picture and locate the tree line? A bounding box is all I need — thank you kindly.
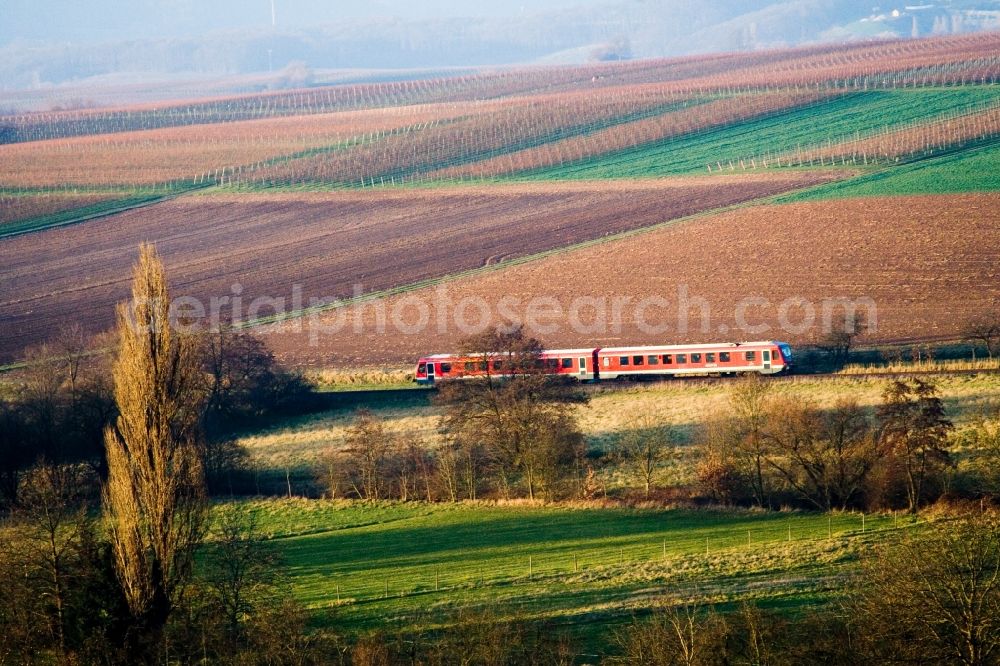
[697,373,1000,513]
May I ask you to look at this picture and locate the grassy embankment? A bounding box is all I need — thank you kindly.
[226,498,907,642]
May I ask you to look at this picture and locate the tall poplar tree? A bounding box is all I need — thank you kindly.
[102,243,206,654]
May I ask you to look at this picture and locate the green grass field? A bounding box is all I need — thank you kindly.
[781,140,1000,200]
[231,499,907,639]
[517,88,1000,180]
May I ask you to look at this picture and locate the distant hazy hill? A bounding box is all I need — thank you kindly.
[2,0,998,90]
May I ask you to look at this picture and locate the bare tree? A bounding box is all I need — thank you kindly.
[20,343,64,461]
[437,327,587,500]
[437,444,461,502]
[820,312,868,368]
[820,397,884,509]
[877,378,953,512]
[13,464,97,659]
[53,323,88,398]
[198,327,311,494]
[202,505,280,646]
[764,397,882,510]
[617,414,675,498]
[722,376,773,508]
[850,511,1000,665]
[963,316,1000,360]
[403,436,437,502]
[611,599,728,666]
[102,243,208,656]
[316,446,343,499]
[343,409,393,500]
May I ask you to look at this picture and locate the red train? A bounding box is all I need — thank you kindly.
[414,341,792,384]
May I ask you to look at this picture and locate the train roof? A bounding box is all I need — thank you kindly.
[419,342,787,360]
[540,348,599,356]
[422,348,597,359]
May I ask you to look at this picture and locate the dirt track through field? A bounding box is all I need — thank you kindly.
[0,174,828,362]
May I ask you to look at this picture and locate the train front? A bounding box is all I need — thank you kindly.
[414,358,432,384]
[776,342,793,373]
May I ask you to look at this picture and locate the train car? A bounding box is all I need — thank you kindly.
[414,341,791,384]
[595,341,791,379]
[414,348,599,385]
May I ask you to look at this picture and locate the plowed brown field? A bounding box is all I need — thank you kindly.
[261,194,1000,367]
[0,173,828,362]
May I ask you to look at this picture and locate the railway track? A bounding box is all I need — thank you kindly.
[313,366,1000,410]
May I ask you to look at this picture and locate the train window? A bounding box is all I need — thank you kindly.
[417,363,426,373]
[493,360,504,370]
[676,354,687,364]
[706,353,715,363]
[545,359,559,369]
[745,351,756,361]
[441,363,452,373]
[561,358,573,369]
[619,356,630,366]
[662,354,673,364]
[719,352,730,362]
[633,355,644,366]
[479,361,489,371]
[691,353,702,363]
[647,355,659,365]
[603,357,610,367]
[464,362,477,372]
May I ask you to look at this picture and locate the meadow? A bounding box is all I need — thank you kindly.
[785,141,1000,199]
[229,498,905,639]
